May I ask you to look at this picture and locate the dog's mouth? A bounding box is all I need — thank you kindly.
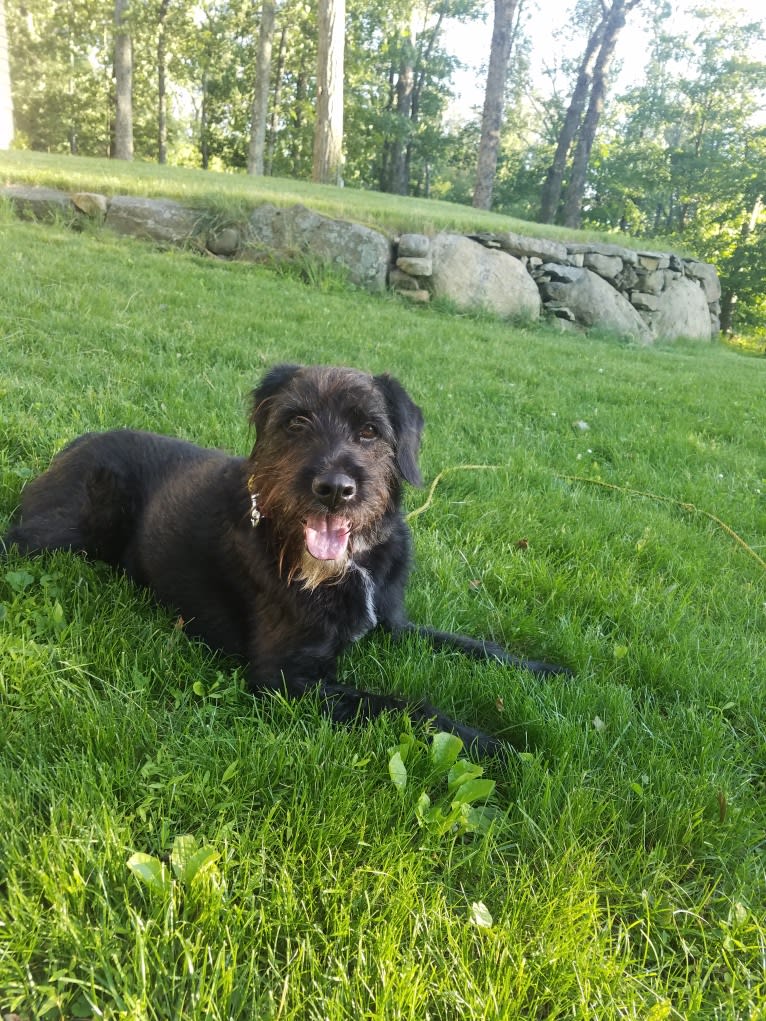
[304,514,351,560]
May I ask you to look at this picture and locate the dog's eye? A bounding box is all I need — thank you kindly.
[358,423,378,442]
[287,415,311,432]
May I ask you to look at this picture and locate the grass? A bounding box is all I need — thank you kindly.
[0,196,765,1020]
[0,148,690,253]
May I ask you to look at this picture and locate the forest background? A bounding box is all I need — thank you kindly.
[0,0,764,335]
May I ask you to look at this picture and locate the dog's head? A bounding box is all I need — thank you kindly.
[248,364,424,586]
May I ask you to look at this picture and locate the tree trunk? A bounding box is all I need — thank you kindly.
[290,66,307,167]
[378,64,396,191]
[538,16,605,223]
[266,24,287,174]
[157,0,170,164]
[113,0,133,160]
[403,11,443,195]
[248,0,276,175]
[312,0,345,185]
[0,0,14,150]
[388,39,415,195]
[472,0,519,210]
[200,72,209,169]
[562,0,642,228]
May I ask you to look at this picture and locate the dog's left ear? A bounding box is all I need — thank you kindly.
[373,373,424,487]
[250,363,301,431]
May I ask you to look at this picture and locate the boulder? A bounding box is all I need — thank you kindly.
[396,255,432,276]
[389,268,421,292]
[583,251,623,280]
[398,233,430,258]
[106,196,202,245]
[539,264,651,343]
[494,231,570,265]
[637,250,670,271]
[398,289,430,303]
[636,268,665,295]
[651,276,712,341]
[207,227,241,256]
[567,241,638,265]
[246,203,390,291]
[430,233,541,321]
[684,260,721,303]
[630,291,660,312]
[2,185,72,221]
[71,192,108,219]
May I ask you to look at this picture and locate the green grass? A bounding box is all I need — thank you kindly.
[0,148,688,253]
[1,202,765,1020]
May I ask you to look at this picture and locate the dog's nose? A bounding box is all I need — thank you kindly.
[312,472,357,509]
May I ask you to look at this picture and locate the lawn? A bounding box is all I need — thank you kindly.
[0,148,687,252]
[0,190,764,1019]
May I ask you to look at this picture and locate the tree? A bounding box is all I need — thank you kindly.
[156,0,171,163]
[378,1,459,196]
[248,0,276,174]
[561,0,643,227]
[113,0,133,159]
[0,0,12,149]
[265,21,287,173]
[538,5,606,223]
[539,0,643,226]
[581,7,766,332]
[6,0,111,155]
[387,24,416,195]
[472,0,520,210]
[312,0,345,184]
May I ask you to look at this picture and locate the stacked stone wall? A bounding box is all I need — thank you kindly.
[1,184,720,343]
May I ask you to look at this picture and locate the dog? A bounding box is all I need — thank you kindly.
[4,364,568,756]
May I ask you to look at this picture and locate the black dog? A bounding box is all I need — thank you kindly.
[4,364,567,755]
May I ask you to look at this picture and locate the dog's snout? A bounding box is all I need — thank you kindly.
[312,472,357,510]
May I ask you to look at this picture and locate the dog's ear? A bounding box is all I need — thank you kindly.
[373,373,424,487]
[250,364,301,429]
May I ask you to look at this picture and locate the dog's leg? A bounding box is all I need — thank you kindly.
[4,520,84,556]
[403,624,572,677]
[5,466,136,565]
[369,523,571,678]
[319,681,505,759]
[246,643,504,758]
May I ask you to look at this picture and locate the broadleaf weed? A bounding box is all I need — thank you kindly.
[387,732,499,838]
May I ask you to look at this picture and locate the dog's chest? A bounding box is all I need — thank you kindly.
[307,562,378,644]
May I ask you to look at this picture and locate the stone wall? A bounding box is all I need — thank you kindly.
[390,231,720,344]
[1,183,720,344]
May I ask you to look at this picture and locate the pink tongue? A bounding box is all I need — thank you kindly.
[305,515,351,560]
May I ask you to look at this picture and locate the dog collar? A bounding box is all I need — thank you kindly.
[247,474,262,528]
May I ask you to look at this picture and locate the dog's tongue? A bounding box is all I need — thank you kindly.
[305,515,351,560]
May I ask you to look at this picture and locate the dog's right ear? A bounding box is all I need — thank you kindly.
[250,364,301,430]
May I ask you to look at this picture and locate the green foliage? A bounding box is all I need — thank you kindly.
[5,0,473,191]
[386,731,500,838]
[7,0,113,155]
[127,834,221,900]
[579,9,766,332]
[6,0,187,159]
